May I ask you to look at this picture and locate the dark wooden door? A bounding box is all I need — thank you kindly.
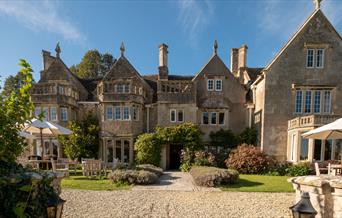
[169,144,183,170]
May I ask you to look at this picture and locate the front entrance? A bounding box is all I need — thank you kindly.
[169,144,183,170]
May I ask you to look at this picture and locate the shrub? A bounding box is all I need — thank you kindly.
[109,169,158,185]
[238,127,258,145]
[0,161,57,217]
[190,166,239,187]
[212,149,231,168]
[225,144,276,174]
[136,164,163,177]
[194,151,216,167]
[286,162,313,176]
[270,161,292,176]
[135,133,161,166]
[209,129,239,149]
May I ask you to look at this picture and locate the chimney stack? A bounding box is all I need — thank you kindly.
[42,50,54,70]
[158,43,169,80]
[231,44,248,78]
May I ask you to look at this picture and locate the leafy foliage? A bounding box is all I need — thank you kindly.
[109,169,158,185]
[136,164,163,177]
[134,133,161,166]
[190,166,239,187]
[0,161,57,217]
[59,113,100,160]
[180,149,216,171]
[135,123,203,167]
[0,59,34,162]
[284,162,313,176]
[2,71,35,97]
[70,50,115,78]
[209,129,239,149]
[239,127,258,145]
[225,144,276,174]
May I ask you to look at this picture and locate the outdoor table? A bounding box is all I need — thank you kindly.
[331,164,342,176]
[28,159,51,170]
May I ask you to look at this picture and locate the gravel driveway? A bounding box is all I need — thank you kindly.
[61,189,294,218]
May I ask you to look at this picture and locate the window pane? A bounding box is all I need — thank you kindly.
[211,112,217,124]
[314,91,321,113]
[50,107,57,121]
[314,140,322,161]
[115,140,121,161]
[117,84,123,93]
[215,80,222,91]
[300,137,308,160]
[115,107,121,120]
[43,107,49,121]
[61,107,68,121]
[316,49,324,68]
[324,139,332,160]
[304,91,311,113]
[35,107,41,117]
[335,140,342,160]
[124,140,130,163]
[107,140,113,163]
[219,112,224,125]
[170,110,176,122]
[203,112,209,124]
[307,49,314,68]
[44,141,50,155]
[106,106,113,120]
[295,90,302,113]
[178,110,183,122]
[133,107,138,121]
[323,91,331,113]
[123,107,130,120]
[207,80,214,91]
[124,85,130,93]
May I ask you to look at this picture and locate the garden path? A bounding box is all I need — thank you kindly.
[132,171,220,192]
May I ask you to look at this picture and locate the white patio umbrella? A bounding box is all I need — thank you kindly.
[22,119,72,156]
[19,131,36,139]
[302,118,342,139]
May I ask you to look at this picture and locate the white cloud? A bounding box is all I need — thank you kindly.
[177,0,214,47]
[256,0,342,41]
[0,0,84,41]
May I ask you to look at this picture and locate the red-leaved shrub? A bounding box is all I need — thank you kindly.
[225,144,276,174]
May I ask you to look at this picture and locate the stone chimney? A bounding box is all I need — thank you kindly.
[158,43,169,80]
[231,44,248,79]
[42,50,54,70]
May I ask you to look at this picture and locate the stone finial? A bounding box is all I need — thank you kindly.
[213,40,218,55]
[120,42,125,56]
[313,0,322,10]
[55,42,61,58]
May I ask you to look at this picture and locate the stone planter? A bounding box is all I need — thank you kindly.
[289,176,342,218]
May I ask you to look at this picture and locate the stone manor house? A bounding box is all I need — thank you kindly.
[30,6,342,169]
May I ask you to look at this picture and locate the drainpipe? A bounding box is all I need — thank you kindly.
[147,106,150,133]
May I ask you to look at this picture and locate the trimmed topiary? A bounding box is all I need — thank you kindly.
[109,169,158,185]
[190,166,239,187]
[136,164,163,177]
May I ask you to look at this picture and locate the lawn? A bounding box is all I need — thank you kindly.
[221,174,294,192]
[61,176,132,191]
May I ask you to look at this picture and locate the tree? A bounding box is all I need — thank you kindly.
[209,129,239,149]
[0,59,34,162]
[59,114,99,160]
[239,127,258,145]
[2,72,26,97]
[134,133,161,166]
[71,50,115,78]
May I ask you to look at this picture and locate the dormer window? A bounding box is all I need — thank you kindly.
[215,80,222,91]
[207,79,214,91]
[306,48,324,68]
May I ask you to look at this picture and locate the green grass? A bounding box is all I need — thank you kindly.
[221,174,294,192]
[61,176,132,191]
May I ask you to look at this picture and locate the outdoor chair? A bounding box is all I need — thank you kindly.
[315,162,334,176]
[51,158,69,177]
[81,159,103,177]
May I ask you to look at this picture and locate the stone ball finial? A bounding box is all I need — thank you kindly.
[120,42,125,56]
[55,42,61,58]
[213,40,218,55]
[313,0,322,10]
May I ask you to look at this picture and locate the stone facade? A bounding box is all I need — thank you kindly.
[30,7,342,168]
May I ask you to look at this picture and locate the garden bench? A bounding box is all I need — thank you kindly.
[81,159,103,177]
[51,158,69,177]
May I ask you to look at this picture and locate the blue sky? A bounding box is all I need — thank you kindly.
[0,0,342,84]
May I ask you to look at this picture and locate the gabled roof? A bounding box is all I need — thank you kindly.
[244,67,263,83]
[264,9,342,72]
[103,55,154,92]
[192,53,241,86]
